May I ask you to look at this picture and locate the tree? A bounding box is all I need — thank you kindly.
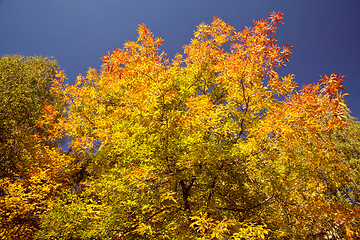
[0,54,58,178]
[37,12,360,239]
[0,55,76,239]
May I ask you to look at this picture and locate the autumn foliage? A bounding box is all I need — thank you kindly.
[1,12,360,239]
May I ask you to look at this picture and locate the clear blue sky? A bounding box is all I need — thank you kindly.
[1,0,359,118]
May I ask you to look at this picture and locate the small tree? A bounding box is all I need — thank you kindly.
[0,55,75,239]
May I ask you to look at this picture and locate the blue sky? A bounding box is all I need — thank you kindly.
[1,0,359,118]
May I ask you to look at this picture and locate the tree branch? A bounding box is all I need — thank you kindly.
[217,194,275,213]
[112,206,175,240]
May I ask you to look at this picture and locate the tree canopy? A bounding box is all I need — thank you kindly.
[0,54,59,178]
[0,55,75,239]
[2,12,360,240]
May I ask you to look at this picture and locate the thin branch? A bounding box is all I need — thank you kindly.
[207,176,217,206]
[229,134,282,165]
[217,194,275,213]
[113,206,174,240]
